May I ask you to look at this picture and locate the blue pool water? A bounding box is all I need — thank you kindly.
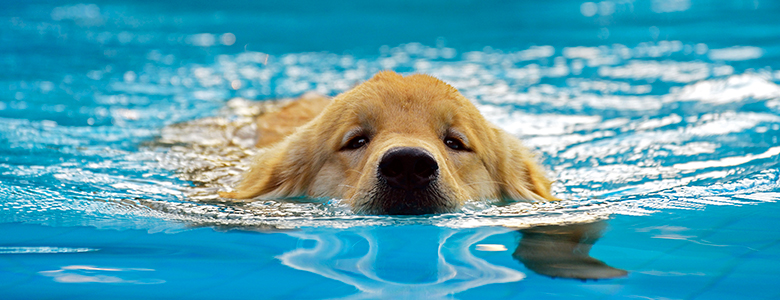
[2,0,780,299]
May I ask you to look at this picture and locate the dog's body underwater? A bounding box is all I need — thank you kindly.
[221,71,556,214]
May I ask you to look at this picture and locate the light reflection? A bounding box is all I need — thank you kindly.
[187,33,216,47]
[673,146,780,170]
[708,46,764,61]
[76,40,764,108]
[39,265,165,284]
[651,0,691,13]
[475,244,507,251]
[0,247,97,254]
[220,33,236,46]
[279,222,624,297]
[110,72,780,227]
[672,73,780,104]
[50,3,103,26]
[3,16,779,229]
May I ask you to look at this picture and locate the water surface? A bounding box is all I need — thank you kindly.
[1,0,779,299]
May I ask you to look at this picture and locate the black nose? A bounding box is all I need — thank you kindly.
[378,147,439,190]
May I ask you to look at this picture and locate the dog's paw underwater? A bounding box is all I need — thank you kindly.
[213,71,558,215]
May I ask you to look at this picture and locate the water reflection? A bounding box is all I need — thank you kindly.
[39,265,165,284]
[280,222,624,298]
[515,222,627,280]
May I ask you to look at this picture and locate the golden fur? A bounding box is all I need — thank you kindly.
[221,71,556,214]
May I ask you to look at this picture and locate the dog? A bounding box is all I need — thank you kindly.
[220,71,557,214]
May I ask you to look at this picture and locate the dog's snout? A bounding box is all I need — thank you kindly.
[378,147,438,190]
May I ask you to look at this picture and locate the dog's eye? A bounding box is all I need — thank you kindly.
[444,137,467,151]
[344,136,369,150]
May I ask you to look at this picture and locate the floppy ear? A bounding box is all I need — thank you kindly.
[219,130,322,200]
[494,129,558,202]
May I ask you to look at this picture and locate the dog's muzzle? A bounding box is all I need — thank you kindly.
[371,147,450,215]
[378,147,438,190]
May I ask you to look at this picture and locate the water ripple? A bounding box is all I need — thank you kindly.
[2,42,779,230]
[0,247,98,254]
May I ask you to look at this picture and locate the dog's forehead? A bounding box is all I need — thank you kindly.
[350,75,470,127]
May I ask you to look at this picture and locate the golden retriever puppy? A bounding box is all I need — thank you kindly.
[221,71,556,214]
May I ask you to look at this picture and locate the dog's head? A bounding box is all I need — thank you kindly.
[227,71,556,214]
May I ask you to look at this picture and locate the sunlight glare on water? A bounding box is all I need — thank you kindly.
[2,1,780,298]
[3,40,779,229]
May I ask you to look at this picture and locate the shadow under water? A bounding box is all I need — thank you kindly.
[515,221,627,280]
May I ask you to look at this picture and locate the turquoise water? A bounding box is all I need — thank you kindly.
[2,0,780,299]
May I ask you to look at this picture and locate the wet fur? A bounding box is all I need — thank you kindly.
[221,71,557,213]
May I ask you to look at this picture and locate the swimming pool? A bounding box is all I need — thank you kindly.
[2,0,779,298]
